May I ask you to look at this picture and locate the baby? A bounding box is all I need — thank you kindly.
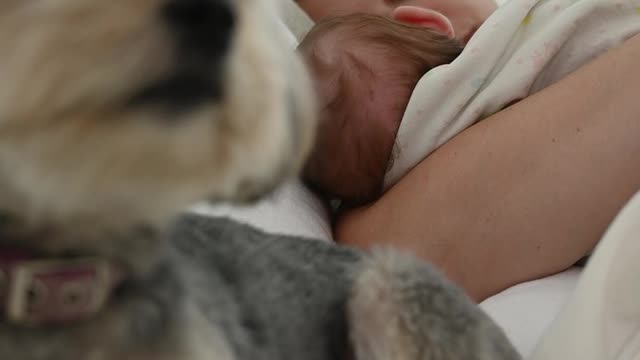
[299,15,463,206]
[301,0,640,208]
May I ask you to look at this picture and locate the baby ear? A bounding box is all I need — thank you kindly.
[392,6,455,39]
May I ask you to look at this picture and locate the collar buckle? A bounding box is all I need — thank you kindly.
[0,257,122,326]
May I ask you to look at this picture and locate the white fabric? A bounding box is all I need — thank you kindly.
[480,268,581,357]
[278,0,314,41]
[273,0,303,50]
[529,191,640,360]
[385,0,640,188]
[277,18,299,50]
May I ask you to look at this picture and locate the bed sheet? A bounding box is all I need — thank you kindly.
[481,268,581,357]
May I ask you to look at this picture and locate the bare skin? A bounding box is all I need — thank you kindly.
[296,0,496,44]
[335,34,640,302]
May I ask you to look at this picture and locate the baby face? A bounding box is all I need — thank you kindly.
[297,0,497,43]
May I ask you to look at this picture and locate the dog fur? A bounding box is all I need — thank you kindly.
[0,1,520,359]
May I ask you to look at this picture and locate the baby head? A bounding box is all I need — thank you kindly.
[299,14,462,206]
[296,1,497,44]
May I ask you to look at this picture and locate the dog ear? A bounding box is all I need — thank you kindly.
[347,248,521,360]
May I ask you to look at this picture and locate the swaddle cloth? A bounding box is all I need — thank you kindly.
[385,0,640,188]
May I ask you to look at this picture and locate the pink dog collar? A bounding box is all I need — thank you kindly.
[0,248,124,326]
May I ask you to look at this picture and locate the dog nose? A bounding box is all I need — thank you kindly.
[162,0,235,57]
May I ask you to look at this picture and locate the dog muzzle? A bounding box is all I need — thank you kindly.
[0,248,124,326]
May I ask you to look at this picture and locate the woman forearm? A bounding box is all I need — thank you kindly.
[335,34,640,301]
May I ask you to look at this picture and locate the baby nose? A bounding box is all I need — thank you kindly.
[162,0,235,58]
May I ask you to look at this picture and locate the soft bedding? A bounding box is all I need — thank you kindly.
[481,268,581,357]
[530,191,640,360]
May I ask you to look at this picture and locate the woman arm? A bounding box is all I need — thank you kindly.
[335,34,640,302]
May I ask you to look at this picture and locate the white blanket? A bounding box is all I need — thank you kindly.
[481,268,580,357]
[529,191,640,360]
[385,0,640,187]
